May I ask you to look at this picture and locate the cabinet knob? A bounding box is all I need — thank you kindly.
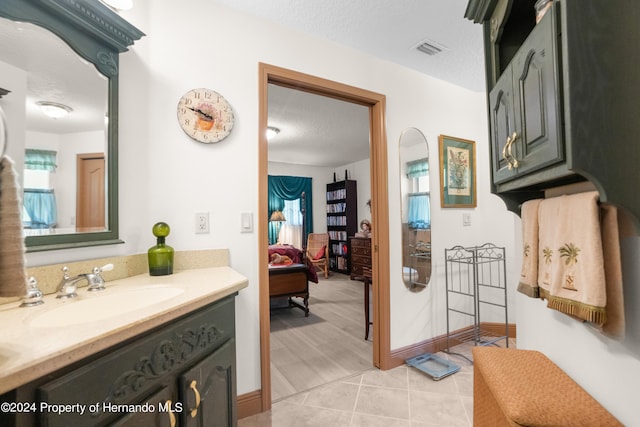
[189,379,202,418]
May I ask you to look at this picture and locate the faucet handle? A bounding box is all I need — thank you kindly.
[86,263,113,292]
[20,277,44,307]
[98,263,114,273]
[62,266,70,279]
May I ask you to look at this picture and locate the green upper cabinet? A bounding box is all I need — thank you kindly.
[466,0,640,229]
[489,3,564,185]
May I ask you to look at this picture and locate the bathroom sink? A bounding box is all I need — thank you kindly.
[28,285,185,328]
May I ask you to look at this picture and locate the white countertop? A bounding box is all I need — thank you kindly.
[0,267,248,394]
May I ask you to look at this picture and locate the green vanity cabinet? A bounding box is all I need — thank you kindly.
[489,2,565,186]
[466,0,640,227]
[179,339,236,427]
[3,295,238,427]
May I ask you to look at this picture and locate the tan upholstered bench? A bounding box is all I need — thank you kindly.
[472,347,621,426]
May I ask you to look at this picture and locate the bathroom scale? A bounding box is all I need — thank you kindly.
[406,353,460,381]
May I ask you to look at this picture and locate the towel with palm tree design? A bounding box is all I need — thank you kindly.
[518,199,543,297]
[537,191,608,325]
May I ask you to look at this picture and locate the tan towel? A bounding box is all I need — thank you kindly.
[600,204,625,338]
[538,191,607,324]
[517,199,542,298]
[0,155,27,297]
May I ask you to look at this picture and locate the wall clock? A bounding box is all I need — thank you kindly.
[177,88,234,143]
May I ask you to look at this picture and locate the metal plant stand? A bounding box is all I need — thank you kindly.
[444,243,508,362]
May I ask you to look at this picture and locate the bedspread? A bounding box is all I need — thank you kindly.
[268,244,318,283]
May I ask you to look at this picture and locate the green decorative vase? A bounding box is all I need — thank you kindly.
[148,222,174,276]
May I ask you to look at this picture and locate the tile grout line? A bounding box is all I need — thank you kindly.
[406,363,413,425]
[348,373,364,426]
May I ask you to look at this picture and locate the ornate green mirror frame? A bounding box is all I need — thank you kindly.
[0,0,143,251]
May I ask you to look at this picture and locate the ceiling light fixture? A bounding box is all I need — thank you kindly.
[266,126,280,140]
[415,38,449,56]
[36,101,73,119]
[100,0,133,11]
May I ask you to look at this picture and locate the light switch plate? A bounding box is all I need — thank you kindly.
[240,211,253,233]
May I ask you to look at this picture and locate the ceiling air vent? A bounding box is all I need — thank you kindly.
[415,38,449,56]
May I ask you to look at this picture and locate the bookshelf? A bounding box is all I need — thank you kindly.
[326,180,358,274]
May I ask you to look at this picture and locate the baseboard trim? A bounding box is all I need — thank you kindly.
[238,390,263,420]
[388,323,516,369]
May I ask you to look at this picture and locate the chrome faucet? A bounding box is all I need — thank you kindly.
[56,264,114,299]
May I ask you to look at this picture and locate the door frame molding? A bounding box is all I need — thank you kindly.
[258,63,391,410]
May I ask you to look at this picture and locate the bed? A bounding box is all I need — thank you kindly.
[268,245,318,316]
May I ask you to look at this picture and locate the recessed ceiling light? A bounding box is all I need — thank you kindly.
[267,126,280,140]
[36,101,73,119]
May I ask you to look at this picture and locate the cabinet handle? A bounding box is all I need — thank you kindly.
[189,379,201,418]
[507,131,520,169]
[501,134,512,165]
[165,400,176,427]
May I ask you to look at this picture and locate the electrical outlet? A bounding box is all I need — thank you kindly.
[195,212,209,234]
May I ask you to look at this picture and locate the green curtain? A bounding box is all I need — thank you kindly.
[406,158,428,178]
[268,175,313,245]
[25,149,57,171]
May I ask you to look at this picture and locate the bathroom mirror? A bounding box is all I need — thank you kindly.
[399,127,431,291]
[0,0,143,251]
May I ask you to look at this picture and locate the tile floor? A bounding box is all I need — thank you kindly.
[239,342,506,427]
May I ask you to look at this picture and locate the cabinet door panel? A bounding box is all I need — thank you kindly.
[489,68,518,184]
[512,6,564,175]
[110,386,177,427]
[180,339,236,427]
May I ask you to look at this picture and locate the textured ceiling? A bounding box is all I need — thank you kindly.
[267,84,370,167]
[215,0,484,92]
[221,0,485,167]
[2,1,485,168]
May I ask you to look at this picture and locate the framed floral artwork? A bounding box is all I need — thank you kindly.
[438,135,477,208]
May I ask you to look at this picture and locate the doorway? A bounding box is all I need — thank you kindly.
[76,152,105,231]
[258,63,391,410]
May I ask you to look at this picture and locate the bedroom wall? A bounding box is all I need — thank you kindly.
[332,158,372,231]
[268,158,372,235]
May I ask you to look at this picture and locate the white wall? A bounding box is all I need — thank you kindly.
[21,2,640,424]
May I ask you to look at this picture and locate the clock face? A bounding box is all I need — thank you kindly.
[177,88,234,143]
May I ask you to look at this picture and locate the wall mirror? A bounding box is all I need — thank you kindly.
[0,0,143,251]
[399,127,431,291]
